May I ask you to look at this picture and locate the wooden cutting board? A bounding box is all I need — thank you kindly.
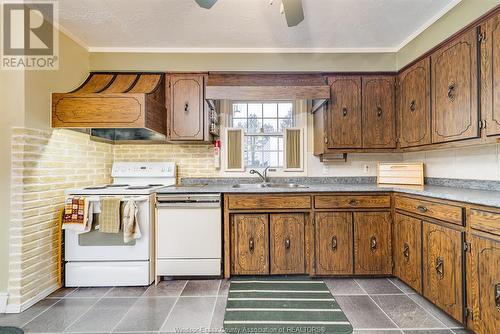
[377,162,424,186]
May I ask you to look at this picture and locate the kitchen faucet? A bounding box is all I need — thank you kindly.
[249,166,276,183]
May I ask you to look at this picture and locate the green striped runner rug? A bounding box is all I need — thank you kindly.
[223,277,353,334]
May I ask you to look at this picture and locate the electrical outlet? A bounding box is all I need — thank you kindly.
[322,165,329,175]
[363,164,369,174]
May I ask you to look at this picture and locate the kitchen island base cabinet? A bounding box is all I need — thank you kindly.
[314,212,353,275]
[422,222,464,322]
[393,213,422,293]
[270,214,306,275]
[231,214,269,275]
[466,235,500,334]
[354,212,392,275]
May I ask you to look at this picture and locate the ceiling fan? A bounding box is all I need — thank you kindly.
[194,0,304,27]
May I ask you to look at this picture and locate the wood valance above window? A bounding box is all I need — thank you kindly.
[205,73,330,102]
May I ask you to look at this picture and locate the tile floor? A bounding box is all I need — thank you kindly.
[0,278,468,334]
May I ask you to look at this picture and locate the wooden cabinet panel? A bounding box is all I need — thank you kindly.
[353,212,392,275]
[467,235,500,334]
[431,29,479,143]
[315,195,391,209]
[469,208,500,236]
[395,195,463,226]
[481,11,500,136]
[362,76,396,148]
[327,76,362,148]
[315,212,353,275]
[168,74,205,141]
[270,214,305,274]
[422,222,463,322]
[231,214,269,275]
[228,194,311,210]
[398,58,431,147]
[393,214,422,293]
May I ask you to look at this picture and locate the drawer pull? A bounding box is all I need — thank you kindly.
[370,236,377,252]
[342,107,348,117]
[435,257,444,279]
[495,283,500,309]
[417,205,428,213]
[285,238,291,250]
[409,100,416,112]
[249,237,254,253]
[349,199,358,206]
[403,242,410,261]
[331,236,337,251]
[376,106,383,117]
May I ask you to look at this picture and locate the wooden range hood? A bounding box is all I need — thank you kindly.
[205,73,330,112]
[52,72,167,142]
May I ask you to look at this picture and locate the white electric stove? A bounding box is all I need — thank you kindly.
[64,162,176,287]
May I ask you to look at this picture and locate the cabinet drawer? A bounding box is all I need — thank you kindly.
[315,195,391,209]
[395,196,463,226]
[469,209,500,236]
[228,194,311,210]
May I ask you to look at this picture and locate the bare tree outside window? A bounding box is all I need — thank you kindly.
[231,102,294,168]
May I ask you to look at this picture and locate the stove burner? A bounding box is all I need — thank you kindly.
[106,184,130,188]
[83,185,107,190]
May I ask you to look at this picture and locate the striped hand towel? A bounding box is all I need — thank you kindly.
[99,197,122,233]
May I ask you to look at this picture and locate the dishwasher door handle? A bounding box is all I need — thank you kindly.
[156,202,221,208]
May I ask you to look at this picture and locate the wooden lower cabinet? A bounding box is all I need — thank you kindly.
[270,213,306,274]
[466,234,500,334]
[393,213,422,293]
[315,212,353,275]
[231,214,269,275]
[422,222,464,322]
[354,212,392,275]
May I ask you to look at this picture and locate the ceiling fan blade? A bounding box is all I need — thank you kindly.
[281,0,304,27]
[194,0,218,9]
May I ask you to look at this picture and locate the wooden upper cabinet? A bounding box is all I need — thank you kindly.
[167,74,206,141]
[480,11,500,137]
[393,214,422,293]
[315,212,353,275]
[466,234,500,334]
[362,76,397,148]
[270,214,305,274]
[398,58,431,148]
[431,29,479,143]
[231,214,269,275]
[327,76,362,148]
[422,222,463,322]
[353,211,392,275]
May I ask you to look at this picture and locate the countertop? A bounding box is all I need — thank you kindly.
[157,183,500,208]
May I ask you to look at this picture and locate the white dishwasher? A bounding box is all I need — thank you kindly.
[156,193,221,277]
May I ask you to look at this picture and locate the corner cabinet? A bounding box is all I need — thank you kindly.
[431,29,479,144]
[362,76,397,149]
[166,73,210,142]
[397,58,431,148]
[480,10,500,137]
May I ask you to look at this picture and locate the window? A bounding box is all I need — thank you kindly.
[231,101,294,168]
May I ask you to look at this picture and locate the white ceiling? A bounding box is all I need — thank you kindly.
[57,0,462,53]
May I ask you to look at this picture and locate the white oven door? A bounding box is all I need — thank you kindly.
[65,197,151,261]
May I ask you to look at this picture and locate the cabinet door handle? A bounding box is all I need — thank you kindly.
[370,236,377,252]
[331,236,337,251]
[376,106,383,117]
[248,237,254,253]
[447,82,456,101]
[403,242,410,261]
[184,103,189,112]
[435,257,444,279]
[342,107,348,117]
[285,238,291,250]
[417,205,428,213]
[349,199,358,206]
[409,100,416,112]
[495,283,500,309]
